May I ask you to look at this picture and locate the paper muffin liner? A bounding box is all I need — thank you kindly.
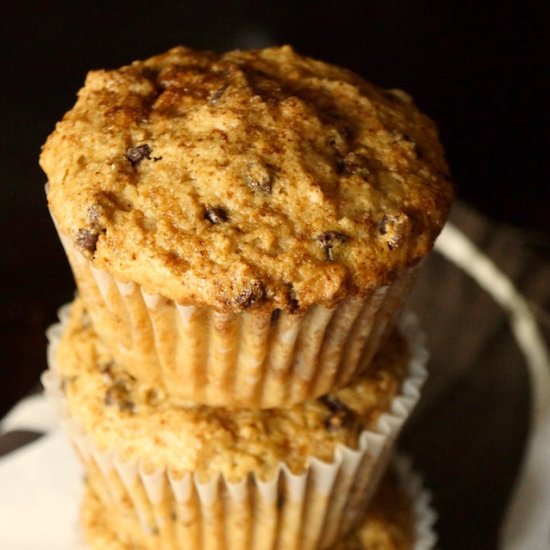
[54,227,417,408]
[43,309,428,550]
[392,455,437,550]
[79,456,437,550]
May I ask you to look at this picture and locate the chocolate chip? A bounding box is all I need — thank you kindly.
[75,228,99,256]
[204,206,229,224]
[125,144,152,166]
[316,231,348,261]
[235,280,265,308]
[142,67,159,82]
[320,395,346,413]
[80,204,108,253]
[104,382,136,414]
[320,395,354,432]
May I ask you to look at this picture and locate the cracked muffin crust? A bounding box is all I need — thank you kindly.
[41,45,452,313]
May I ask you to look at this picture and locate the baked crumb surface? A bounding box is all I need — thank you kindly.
[57,299,408,482]
[42,45,452,311]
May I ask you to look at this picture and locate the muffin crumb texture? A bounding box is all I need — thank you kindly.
[42,45,452,311]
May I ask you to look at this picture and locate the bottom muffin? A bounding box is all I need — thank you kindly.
[339,457,436,550]
[45,299,428,550]
[81,462,436,550]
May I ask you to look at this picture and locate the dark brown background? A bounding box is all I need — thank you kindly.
[1,2,549,548]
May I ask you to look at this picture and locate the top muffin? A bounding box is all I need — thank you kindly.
[41,45,452,312]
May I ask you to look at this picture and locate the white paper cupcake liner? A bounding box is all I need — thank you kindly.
[392,455,438,550]
[43,308,428,550]
[55,226,416,408]
[79,456,436,550]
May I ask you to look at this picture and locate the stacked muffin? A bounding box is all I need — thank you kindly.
[80,461,435,550]
[40,46,452,549]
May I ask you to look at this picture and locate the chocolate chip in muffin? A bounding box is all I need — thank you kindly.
[204,206,229,224]
[141,67,160,83]
[320,395,355,432]
[316,231,348,261]
[75,228,99,256]
[235,280,265,308]
[125,144,152,166]
[104,381,136,414]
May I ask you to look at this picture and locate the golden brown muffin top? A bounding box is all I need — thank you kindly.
[41,45,452,312]
[56,299,409,482]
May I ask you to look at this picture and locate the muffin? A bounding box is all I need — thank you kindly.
[44,300,428,550]
[339,458,436,550]
[40,45,452,407]
[81,463,436,550]
[343,468,414,550]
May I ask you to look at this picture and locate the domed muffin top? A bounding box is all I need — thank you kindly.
[41,45,452,311]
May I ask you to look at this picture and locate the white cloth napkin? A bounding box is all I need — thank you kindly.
[436,224,550,550]
[0,422,83,550]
